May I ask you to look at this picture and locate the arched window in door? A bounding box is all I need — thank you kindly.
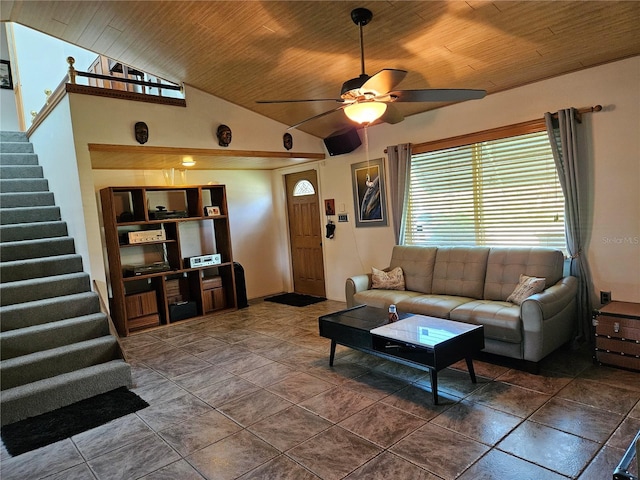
[293,179,315,196]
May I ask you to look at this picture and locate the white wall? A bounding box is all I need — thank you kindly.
[318,56,640,304]
[28,96,91,279]
[10,23,97,127]
[0,23,20,131]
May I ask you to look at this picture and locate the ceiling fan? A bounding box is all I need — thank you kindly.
[257,7,486,130]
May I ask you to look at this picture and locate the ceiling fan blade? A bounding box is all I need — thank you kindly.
[388,88,486,103]
[379,104,404,124]
[257,98,344,104]
[361,69,407,95]
[287,104,347,130]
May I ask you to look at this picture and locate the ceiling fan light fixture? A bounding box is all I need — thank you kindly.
[344,101,387,124]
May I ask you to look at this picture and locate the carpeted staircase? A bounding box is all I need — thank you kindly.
[0,131,132,426]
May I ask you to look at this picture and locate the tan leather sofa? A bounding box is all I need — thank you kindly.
[345,245,577,368]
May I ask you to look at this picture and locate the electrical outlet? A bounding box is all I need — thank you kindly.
[600,291,611,304]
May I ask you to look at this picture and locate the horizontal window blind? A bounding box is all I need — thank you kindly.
[404,131,566,251]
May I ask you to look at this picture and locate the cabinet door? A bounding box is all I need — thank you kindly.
[125,294,144,319]
[125,291,158,319]
[203,287,226,313]
[139,291,159,315]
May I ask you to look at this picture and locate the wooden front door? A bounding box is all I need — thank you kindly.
[285,170,326,297]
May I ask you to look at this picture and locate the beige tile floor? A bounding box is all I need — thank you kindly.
[2,299,639,479]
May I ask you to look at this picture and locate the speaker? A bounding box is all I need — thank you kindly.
[323,128,361,156]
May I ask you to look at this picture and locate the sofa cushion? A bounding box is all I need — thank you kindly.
[397,295,475,319]
[389,245,437,294]
[353,290,422,309]
[484,247,564,301]
[450,300,522,343]
[506,274,546,305]
[372,266,405,290]
[431,247,490,299]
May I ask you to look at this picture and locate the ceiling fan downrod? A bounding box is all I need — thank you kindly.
[351,8,372,76]
[341,8,373,96]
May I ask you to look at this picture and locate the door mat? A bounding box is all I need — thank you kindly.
[265,293,326,307]
[1,387,148,457]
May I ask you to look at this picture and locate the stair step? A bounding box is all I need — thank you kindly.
[0,236,74,261]
[0,191,55,208]
[0,153,39,165]
[0,205,61,225]
[0,254,84,282]
[0,292,101,332]
[0,132,28,143]
[1,271,91,306]
[1,336,121,390]
[1,313,110,360]
[0,360,133,426]
[0,178,49,192]
[0,221,68,242]
[0,165,43,179]
[0,141,34,154]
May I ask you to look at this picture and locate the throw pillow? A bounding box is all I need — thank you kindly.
[507,274,546,305]
[371,266,405,290]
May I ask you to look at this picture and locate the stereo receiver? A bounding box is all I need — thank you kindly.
[185,254,222,268]
[128,229,166,244]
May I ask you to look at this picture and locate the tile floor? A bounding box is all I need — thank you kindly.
[2,299,639,480]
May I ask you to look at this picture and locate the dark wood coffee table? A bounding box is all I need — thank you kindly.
[319,305,484,404]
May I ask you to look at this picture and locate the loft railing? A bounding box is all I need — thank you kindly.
[66,56,183,97]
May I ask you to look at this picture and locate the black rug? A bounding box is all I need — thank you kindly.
[1,387,148,457]
[265,293,326,307]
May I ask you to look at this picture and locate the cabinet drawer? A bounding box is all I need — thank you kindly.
[595,314,640,341]
[596,337,640,356]
[128,314,160,331]
[203,276,222,290]
[595,351,640,372]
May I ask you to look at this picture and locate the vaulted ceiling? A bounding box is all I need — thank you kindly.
[2,1,639,139]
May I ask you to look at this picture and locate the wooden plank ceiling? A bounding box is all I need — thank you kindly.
[2,1,639,168]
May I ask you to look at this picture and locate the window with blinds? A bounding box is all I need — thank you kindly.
[404,130,566,251]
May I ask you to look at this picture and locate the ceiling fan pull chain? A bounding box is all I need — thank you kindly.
[364,125,374,187]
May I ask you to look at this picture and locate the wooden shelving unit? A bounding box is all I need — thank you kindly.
[100,185,237,336]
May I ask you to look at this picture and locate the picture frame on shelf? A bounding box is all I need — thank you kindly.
[205,206,221,216]
[351,158,388,228]
[1,60,13,90]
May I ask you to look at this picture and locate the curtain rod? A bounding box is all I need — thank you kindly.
[385,104,603,153]
[552,104,602,123]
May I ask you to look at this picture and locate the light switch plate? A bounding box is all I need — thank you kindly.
[338,214,348,222]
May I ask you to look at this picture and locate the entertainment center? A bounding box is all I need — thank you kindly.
[100,184,237,336]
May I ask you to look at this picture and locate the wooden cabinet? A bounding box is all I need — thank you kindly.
[202,276,226,313]
[593,301,640,372]
[125,290,160,331]
[100,185,237,336]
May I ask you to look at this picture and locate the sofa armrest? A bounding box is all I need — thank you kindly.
[520,276,578,363]
[345,274,372,308]
[521,276,578,322]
